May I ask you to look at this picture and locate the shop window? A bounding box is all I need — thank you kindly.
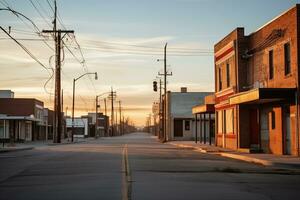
[0,120,4,138]
[284,42,291,75]
[269,50,274,79]
[185,120,190,131]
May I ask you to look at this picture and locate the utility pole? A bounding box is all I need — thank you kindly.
[123,116,125,134]
[104,98,107,116]
[159,78,162,139]
[42,0,74,143]
[61,89,64,138]
[108,88,116,136]
[115,109,118,135]
[118,100,122,135]
[111,89,114,136]
[158,43,172,142]
[95,96,100,138]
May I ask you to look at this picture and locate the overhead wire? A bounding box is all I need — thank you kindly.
[0,26,54,94]
[28,0,52,28]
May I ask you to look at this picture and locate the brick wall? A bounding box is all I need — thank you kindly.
[0,98,43,116]
[247,6,298,89]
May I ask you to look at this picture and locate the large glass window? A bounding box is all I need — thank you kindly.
[0,120,9,139]
[184,120,190,131]
[284,42,291,75]
[0,120,4,138]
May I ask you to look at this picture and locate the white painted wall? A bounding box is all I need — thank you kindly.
[66,118,88,137]
[166,91,213,141]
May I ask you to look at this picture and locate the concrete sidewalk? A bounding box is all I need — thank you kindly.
[0,137,92,153]
[169,141,300,170]
[0,146,34,153]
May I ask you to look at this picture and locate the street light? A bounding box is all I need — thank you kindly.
[71,72,98,142]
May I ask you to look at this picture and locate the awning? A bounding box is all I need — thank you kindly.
[192,104,215,114]
[229,88,296,105]
[0,115,41,122]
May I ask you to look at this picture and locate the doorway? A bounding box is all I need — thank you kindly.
[249,109,260,149]
[174,119,183,137]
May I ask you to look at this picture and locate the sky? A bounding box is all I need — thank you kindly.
[0,0,299,126]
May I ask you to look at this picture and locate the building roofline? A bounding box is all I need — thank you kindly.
[249,4,298,37]
[0,97,43,104]
[214,27,244,48]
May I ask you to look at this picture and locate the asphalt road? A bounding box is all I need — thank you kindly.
[0,132,299,200]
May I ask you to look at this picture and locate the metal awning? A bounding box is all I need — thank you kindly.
[229,88,296,105]
[0,115,41,121]
[192,104,215,114]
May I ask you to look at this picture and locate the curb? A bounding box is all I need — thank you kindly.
[170,143,214,153]
[0,147,34,153]
[47,140,85,146]
[169,143,300,169]
[219,152,273,166]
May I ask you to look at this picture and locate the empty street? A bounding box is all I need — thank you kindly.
[0,133,299,200]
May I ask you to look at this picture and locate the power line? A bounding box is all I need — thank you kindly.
[67,45,213,56]
[28,0,52,28]
[83,39,213,52]
[0,26,54,94]
[0,7,54,51]
[0,26,51,74]
[0,37,51,41]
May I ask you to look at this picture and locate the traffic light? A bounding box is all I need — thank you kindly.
[153,81,158,92]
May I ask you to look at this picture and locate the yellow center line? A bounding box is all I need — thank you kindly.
[122,144,132,200]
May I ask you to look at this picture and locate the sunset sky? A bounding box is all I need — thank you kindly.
[0,0,299,126]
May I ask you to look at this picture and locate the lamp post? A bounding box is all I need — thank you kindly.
[72,72,98,142]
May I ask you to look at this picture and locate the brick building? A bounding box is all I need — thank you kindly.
[0,98,47,141]
[215,4,300,155]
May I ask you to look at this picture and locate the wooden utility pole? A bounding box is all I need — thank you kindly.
[42,0,74,143]
[158,43,172,142]
[118,100,122,135]
[115,108,118,135]
[95,95,99,138]
[111,89,114,136]
[104,98,107,116]
[108,88,116,136]
[159,78,162,139]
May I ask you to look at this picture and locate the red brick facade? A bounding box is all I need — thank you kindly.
[214,5,300,155]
